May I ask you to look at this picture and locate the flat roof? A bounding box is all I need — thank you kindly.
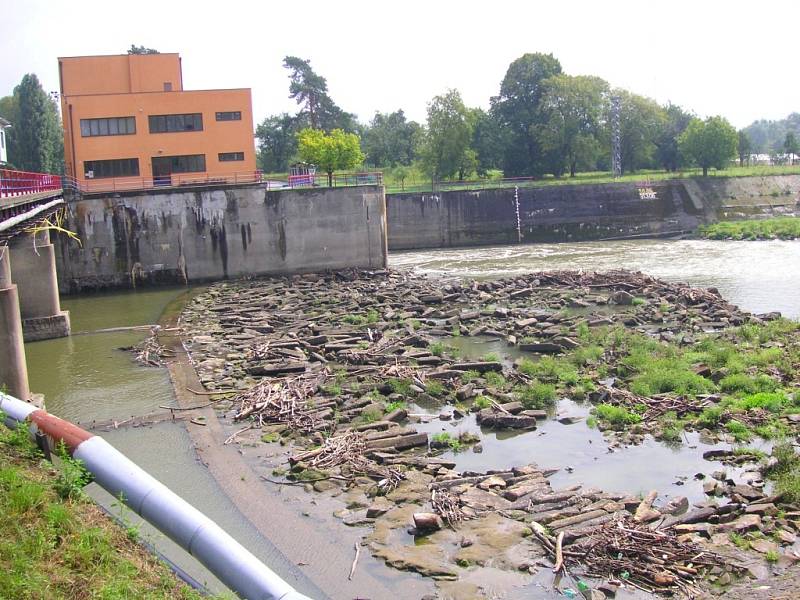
[62,87,251,98]
[58,53,179,60]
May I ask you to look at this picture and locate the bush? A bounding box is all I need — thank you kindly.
[725,420,752,442]
[733,392,787,414]
[594,404,642,427]
[516,382,557,409]
[629,362,715,396]
[518,357,578,385]
[473,395,491,409]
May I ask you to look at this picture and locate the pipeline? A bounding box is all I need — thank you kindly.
[0,392,312,600]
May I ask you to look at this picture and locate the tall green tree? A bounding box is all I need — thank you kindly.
[784,132,799,164]
[11,74,63,173]
[256,113,299,173]
[536,74,609,177]
[471,108,506,176]
[362,110,420,167]
[283,56,357,132]
[296,128,364,186]
[737,130,752,166]
[418,89,475,181]
[655,103,693,172]
[491,53,562,177]
[615,90,666,174]
[678,116,738,176]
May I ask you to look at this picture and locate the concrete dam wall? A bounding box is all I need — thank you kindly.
[386,175,800,251]
[56,184,387,293]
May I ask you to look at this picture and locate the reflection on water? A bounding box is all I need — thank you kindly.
[390,239,800,319]
[24,288,186,422]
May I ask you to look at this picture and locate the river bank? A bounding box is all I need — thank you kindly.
[171,268,800,599]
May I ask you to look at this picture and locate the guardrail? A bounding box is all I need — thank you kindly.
[1,169,63,199]
[64,170,265,195]
[283,172,383,190]
[0,392,312,600]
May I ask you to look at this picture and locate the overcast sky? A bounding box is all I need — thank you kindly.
[3,0,798,129]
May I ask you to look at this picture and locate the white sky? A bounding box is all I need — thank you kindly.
[2,0,798,129]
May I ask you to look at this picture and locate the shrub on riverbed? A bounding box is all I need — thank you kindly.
[594,404,642,427]
[730,391,788,413]
[516,382,557,409]
[719,373,779,395]
[629,361,715,396]
[518,357,578,385]
[698,217,800,240]
[766,440,800,503]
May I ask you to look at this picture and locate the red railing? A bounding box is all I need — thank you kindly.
[63,169,383,195]
[63,170,264,194]
[0,169,63,199]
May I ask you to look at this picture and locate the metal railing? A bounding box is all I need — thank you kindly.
[64,169,265,195]
[282,171,383,190]
[0,169,63,199]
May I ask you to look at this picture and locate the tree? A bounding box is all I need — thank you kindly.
[655,103,693,172]
[11,74,63,173]
[784,132,799,164]
[678,116,738,176]
[491,53,562,176]
[615,90,666,174]
[283,56,357,132]
[737,130,752,166]
[256,113,299,173]
[296,128,364,186]
[417,89,475,181]
[536,74,609,177]
[471,108,506,176]
[127,45,159,54]
[362,110,420,167]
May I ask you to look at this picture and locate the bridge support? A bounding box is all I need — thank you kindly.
[0,249,30,400]
[10,230,70,341]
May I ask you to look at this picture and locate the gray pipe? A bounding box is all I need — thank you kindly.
[0,392,313,600]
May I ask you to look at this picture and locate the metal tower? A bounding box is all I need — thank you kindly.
[611,95,622,178]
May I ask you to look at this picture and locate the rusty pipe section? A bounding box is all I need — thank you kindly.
[0,392,312,600]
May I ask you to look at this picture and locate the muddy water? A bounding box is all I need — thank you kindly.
[390,239,800,319]
[23,288,324,598]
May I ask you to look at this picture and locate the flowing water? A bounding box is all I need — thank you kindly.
[390,239,800,319]
[19,238,800,598]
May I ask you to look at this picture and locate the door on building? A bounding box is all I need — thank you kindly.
[152,157,172,186]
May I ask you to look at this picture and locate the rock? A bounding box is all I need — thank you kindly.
[477,475,507,490]
[456,383,475,401]
[730,484,764,501]
[776,529,797,544]
[313,479,337,492]
[385,408,408,423]
[439,412,452,421]
[716,514,762,533]
[343,510,374,526]
[552,336,579,350]
[366,497,394,518]
[745,503,778,516]
[590,591,606,600]
[493,414,537,429]
[703,480,722,496]
[413,512,443,533]
[597,582,618,597]
[558,416,583,425]
[518,342,563,354]
[663,496,689,516]
[611,290,635,305]
[472,443,483,453]
[459,537,473,548]
[751,539,779,555]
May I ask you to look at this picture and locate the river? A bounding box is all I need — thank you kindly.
[20,238,800,597]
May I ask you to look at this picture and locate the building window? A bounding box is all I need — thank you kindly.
[0,131,4,149]
[148,113,203,133]
[163,82,172,91]
[152,154,206,173]
[80,116,136,137]
[215,111,241,121]
[218,152,244,162]
[84,158,140,178]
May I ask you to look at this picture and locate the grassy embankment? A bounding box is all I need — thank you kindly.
[699,217,800,240]
[266,164,800,194]
[0,418,216,599]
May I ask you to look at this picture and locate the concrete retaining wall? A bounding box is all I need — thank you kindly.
[386,175,800,251]
[56,184,387,293]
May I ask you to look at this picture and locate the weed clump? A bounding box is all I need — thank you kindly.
[516,382,557,409]
[594,404,642,427]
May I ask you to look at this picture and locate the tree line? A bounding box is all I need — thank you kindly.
[258,53,788,181]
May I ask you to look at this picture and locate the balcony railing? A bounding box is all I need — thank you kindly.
[0,169,63,200]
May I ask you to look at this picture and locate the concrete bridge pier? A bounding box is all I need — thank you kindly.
[10,230,70,341]
[0,249,30,400]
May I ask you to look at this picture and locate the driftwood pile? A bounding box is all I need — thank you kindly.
[128,326,173,366]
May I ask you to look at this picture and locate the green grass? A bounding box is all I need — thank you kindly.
[516,382,557,409]
[460,370,481,383]
[765,440,800,503]
[425,380,445,397]
[594,404,642,427]
[699,217,800,240]
[387,377,414,396]
[431,432,462,452]
[629,361,715,396]
[429,341,445,357]
[518,357,579,385]
[384,400,407,413]
[725,420,752,442]
[473,395,492,409]
[483,371,506,388]
[383,164,800,194]
[719,374,780,395]
[0,420,212,600]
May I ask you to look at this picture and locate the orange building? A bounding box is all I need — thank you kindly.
[58,53,257,192]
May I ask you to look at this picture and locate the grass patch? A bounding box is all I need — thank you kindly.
[516,382,557,409]
[429,341,445,357]
[483,371,506,388]
[699,217,800,240]
[431,432,462,452]
[425,380,445,397]
[725,420,752,442]
[473,395,492,410]
[594,404,642,427]
[384,400,407,413]
[0,420,210,600]
[628,358,715,396]
[518,357,579,385]
[387,378,414,396]
[460,370,481,383]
